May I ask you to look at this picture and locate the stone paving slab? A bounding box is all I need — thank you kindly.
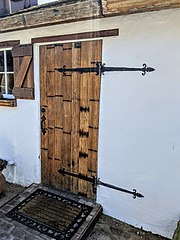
[0,184,102,240]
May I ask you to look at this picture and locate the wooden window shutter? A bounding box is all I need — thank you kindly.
[12,44,34,99]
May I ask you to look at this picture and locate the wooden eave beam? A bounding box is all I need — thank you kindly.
[0,0,180,33]
[0,0,101,33]
[102,0,180,16]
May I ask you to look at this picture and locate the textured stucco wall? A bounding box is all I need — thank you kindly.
[97,9,180,239]
[0,8,179,238]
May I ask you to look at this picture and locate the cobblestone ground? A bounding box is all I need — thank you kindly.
[0,183,170,240]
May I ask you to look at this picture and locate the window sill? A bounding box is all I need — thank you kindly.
[0,99,17,107]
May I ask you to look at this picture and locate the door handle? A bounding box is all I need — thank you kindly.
[41,107,47,135]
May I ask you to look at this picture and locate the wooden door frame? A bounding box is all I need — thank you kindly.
[34,29,119,197]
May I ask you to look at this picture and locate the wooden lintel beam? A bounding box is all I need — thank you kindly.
[0,0,179,33]
[0,0,101,33]
[102,0,180,16]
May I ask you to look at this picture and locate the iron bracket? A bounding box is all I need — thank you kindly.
[58,168,144,199]
[55,62,155,76]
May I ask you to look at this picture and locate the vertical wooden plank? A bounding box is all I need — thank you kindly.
[46,46,55,97]
[47,71,55,97]
[60,43,72,191]
[62,133,71,191]
[46,45,55,71]
[62,43,72,101]
[55,45,63,96]
[88,150,97,173]
[88,40,102,100]
[89,128,98,151]
[40,46,49,186]
[48,96,55,187]
[87,40,102,198]
[71,43,81,193]
[78,41,93,196]
[55,128,63,160]
[63,101,72,133]
[89,101,99,128]
[48,128,55,159]
[41,149,50,185]
[55,96,63,128]
[40,46,47,106]
[72,43,80,100]
[47,97,55,128]
[51,159,63,190]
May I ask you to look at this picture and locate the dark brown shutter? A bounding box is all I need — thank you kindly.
[12,44,34,99]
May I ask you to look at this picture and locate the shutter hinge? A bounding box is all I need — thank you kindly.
[58,168,144,198]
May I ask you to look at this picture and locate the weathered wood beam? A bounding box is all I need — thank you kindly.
[0,0,101,33]
[102,0,180,16]
[0,0,180,33]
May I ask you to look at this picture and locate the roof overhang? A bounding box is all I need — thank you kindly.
[102,0,180,16]
[0,0,180,33]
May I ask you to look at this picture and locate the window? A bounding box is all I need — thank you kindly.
[0,48,14,99]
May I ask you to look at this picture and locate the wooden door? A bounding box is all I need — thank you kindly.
[40,40,102,199]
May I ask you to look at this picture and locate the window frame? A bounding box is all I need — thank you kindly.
[0,47,15,99]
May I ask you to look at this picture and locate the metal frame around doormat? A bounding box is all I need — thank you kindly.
[6,188,93,240]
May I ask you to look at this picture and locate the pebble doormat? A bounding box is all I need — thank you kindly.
[6,187,101,240]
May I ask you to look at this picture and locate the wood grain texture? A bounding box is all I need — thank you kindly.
[0,99,17,107]
[102,0,180,15]
[32,29,119,44]
[0,40,20,48]
[0,0,100,33]
[12,44,34,99]
[71,44,81,194]
[40,40,102,199]
[0,0,180,33]
[14,56,32,87]
[41,149,50,185]
[40,46,47,106]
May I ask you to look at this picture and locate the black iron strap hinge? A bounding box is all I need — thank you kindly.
[55,62,155,76]
[58,168,144,199]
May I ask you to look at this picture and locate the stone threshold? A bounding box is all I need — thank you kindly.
[0,183,102,240]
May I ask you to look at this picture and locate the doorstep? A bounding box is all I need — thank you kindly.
[0,183,102,240]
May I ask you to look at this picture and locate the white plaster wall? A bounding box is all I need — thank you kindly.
[2,47,41,186]
[0,8,179,238]
[97,10,180,239]
[38,0,55,4]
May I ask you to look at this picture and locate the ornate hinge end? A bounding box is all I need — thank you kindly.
[133,189,144,199]
[142,63,155,76]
